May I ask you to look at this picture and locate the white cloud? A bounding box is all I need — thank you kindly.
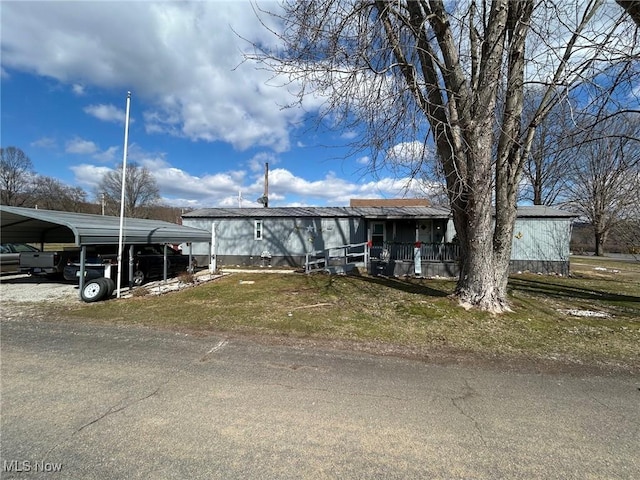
[84,104,129,124]
[243,168,438,206]
[267,169,354,202]
[70,164,112,191]
[92,146,119,163]
[386,141,431,165]
[1,1,305,153]
[64,131,430,207]
[30,137,57,149]
[113,145,250,204]
[65,137,118,163]
[70,140,440,208]
[355,177,441,200]
[248,152,279,174]
[72,84,85,96]
[65,137,99,155]
[341,130,358,140]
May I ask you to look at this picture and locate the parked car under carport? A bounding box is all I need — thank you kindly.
[0,243,40,273]
[63,244,194,287]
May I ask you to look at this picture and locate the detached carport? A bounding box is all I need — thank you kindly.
[0,205,213,298]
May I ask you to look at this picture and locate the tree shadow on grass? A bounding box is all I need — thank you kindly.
[351,274,451,298]
[508,276,640,304]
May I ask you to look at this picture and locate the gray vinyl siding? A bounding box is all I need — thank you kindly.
[183,216,365,266]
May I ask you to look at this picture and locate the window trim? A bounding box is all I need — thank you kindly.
[254,219,263,240]
[370,221,385,247]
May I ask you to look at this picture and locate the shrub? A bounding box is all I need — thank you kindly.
[131,287,149,297]
[178,271,196,284]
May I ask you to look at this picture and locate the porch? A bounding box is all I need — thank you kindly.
[305,241,460,277]
[370,241,460,277]
[370,242,459,263]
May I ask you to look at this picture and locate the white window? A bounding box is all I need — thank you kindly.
[371,222,385,247]
[255,220,263,240]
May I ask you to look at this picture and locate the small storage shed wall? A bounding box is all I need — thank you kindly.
[183,215,365,267]
[510,217,572,275]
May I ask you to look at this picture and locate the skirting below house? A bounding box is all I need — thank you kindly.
[209,254,306,269]
[370,259,569,278]
[371,260,460,278]
[509,260,570,276]
[203,255,569,277]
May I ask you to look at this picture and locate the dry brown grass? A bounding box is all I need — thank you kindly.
[54,257,640,371]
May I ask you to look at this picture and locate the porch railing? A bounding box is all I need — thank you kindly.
[305,242,370,273]
[305,241,459,273]
[370,242,460,262]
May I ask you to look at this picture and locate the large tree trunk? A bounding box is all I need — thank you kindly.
[595,229,608,256]
[440,0,521,313]
[453,208,504,311]
[450,122,518,314]
[452,203,516,313]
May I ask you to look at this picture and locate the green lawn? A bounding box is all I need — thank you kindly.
[48,256,640,371]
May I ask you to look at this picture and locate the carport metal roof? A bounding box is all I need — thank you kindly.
[0,205,212,245]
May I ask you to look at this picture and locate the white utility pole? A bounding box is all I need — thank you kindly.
[116,91,132,298]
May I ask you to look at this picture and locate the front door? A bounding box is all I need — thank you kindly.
[418,221,432,244]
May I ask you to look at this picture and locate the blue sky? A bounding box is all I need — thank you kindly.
[1,1,432,209]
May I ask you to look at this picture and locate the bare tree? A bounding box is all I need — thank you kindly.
[565,115,640,256]
[520,96,575,205]
[96,162,160,218]
[251,1,639,312]
[614,219,640,258]
[0,146,34,206]
[27,176,87,212]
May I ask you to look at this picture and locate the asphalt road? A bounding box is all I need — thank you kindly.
[1,318,638,479]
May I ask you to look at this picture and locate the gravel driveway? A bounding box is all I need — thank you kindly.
[0,271,221,305]
[0,273,79,303]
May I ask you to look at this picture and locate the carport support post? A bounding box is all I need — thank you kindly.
[365,242,370,271]
[128,245,134,289]
[163,243,168,283]
[210,222,216,274]
[78,246,87,299]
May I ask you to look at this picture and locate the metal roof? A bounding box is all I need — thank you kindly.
[514,206,577,218]
[0,205,212,245]
[183,206,453,219]
[183,205,575,219]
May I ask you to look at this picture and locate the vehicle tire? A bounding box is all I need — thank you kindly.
[104,277,116,297]
[81,277,109,303]
[132,269,146,286]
